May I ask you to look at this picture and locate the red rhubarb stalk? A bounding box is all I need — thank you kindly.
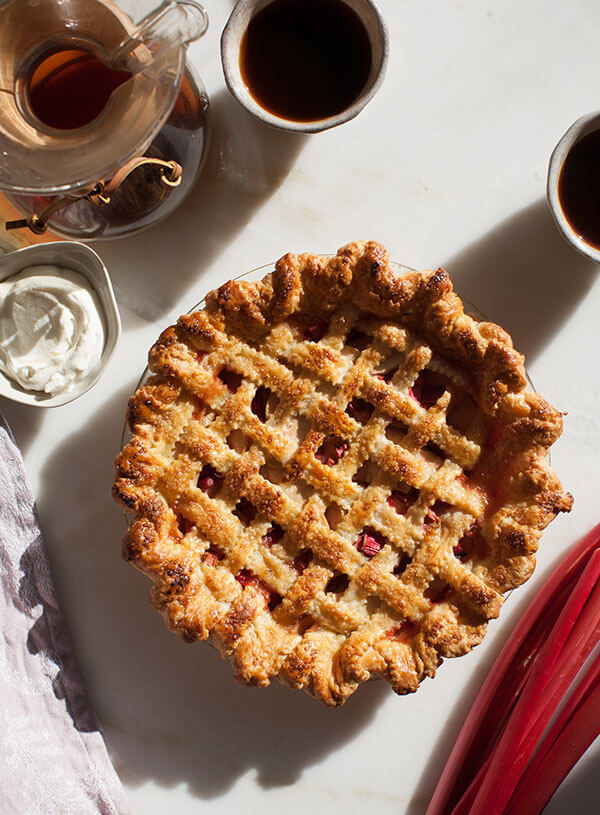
[467,548,600,815]
[506,649,600,814]
[451,569,600,815]
[426,522,600,815]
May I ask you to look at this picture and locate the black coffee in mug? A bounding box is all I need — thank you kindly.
[240,0,372,123]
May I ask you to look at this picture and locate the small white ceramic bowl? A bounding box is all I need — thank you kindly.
[0,241,121,407]
[547,110,600,263]
[221,0,389,133]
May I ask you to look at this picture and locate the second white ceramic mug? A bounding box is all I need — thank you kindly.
[547,110,600,263]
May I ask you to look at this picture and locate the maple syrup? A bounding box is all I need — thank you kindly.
[240,0,372,122]
[558,128,600,250]
[26,47,131,130]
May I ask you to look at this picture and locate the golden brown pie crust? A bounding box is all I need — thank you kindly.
[113,241,573,706]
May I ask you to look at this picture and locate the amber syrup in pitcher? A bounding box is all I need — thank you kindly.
[26,46,131,130]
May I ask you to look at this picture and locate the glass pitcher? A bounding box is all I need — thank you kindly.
[0,0,209,239]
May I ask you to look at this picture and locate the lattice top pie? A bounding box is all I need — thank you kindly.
[114,241,573,706]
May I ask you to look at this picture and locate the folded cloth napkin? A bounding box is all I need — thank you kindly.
[0,415,131,814]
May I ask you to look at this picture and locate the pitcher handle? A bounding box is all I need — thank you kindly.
[111,1,208,72]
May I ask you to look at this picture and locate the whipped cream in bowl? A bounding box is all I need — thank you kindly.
[0,265,105,394]
[0,242,120,407]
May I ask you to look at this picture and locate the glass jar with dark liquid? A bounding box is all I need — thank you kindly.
[0,0,209,240]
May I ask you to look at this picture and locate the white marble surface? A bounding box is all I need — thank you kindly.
[2,0,600,812]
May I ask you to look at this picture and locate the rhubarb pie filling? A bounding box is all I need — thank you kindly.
[114,241,572,706]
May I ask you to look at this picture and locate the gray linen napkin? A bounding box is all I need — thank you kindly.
[0,415,131,814]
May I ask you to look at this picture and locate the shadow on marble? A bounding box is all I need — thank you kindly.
[0,397,43,454]
[98,88,308,323]
[37,385,387,802]
[544,743,600,814]
[109,646,389,796]
[444,198,597,363]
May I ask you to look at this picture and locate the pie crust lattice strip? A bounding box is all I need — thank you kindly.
[114,241,573,706]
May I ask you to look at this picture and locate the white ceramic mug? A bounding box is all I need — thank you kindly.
[220,0,389,133]
[547,110,600,263]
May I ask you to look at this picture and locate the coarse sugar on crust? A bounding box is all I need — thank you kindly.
[113,240,573,706]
